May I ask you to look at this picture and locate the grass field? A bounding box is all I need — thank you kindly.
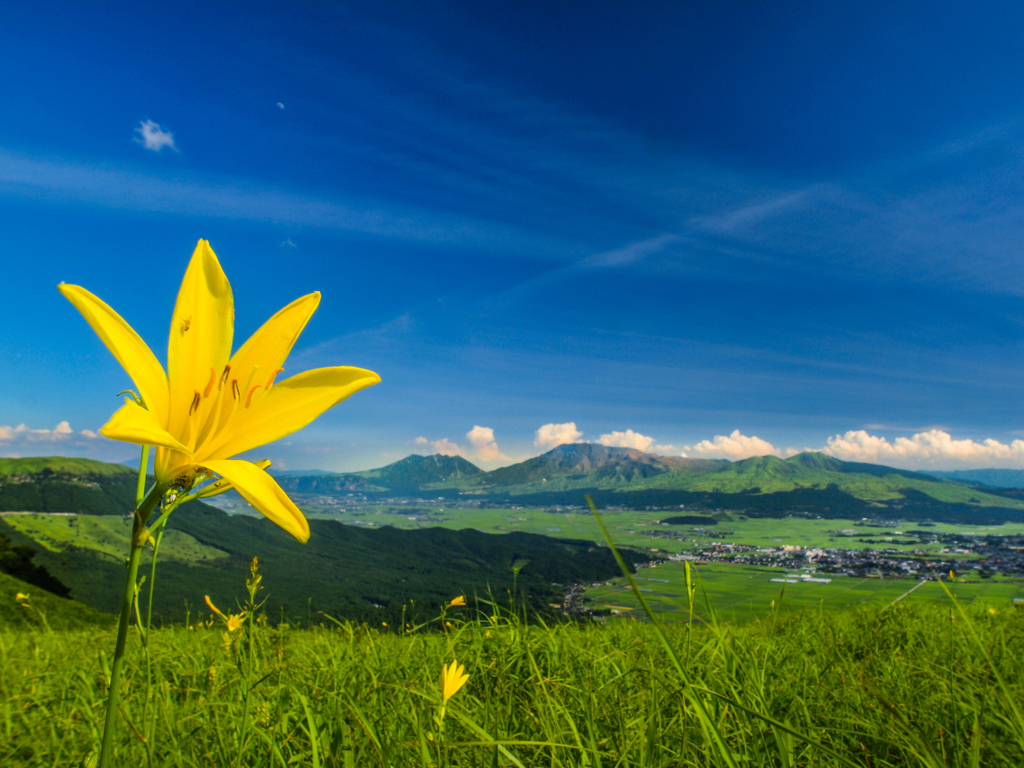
[4,565,1024,767]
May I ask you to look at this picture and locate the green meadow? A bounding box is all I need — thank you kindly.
[587,561,1024,622]
[4,565,1024,767]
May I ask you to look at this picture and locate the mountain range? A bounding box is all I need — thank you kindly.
[6,445,1024,524]
[267,444,1024,520]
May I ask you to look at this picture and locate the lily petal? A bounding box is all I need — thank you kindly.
[167,240,233,442]
[202,459,310,542]
[229,292,321,385]
[58,284,169,424]
[101,400,195,456]
[195,459,271,498]
[200,367,380,461]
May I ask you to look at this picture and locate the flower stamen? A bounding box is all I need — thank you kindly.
[245,385,261,409]
[265,368,284,390]
[231,379,240,400]
[219,364,231,391]
[204,368,216,398]
[189,391,201,415]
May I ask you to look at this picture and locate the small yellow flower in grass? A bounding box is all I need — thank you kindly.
[441,659,469,706]
[59,240,380,542]
[204,595,246,632]
[989,608,997,615]
[438,659,469,722]
[447,595,466,608]
[15,592,29,601]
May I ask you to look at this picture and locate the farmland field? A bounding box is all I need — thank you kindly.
[209,497,1024,554]
[585,560,1024,622]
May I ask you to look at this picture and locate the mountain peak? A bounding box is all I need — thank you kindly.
[358,453,482,486]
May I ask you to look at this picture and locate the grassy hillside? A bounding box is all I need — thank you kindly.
[0,456,136,515]
[0,501,649,625]
[462,444,725,492]
[0,570,113,629]
[359,453,482,486]
[617,452,1024,510]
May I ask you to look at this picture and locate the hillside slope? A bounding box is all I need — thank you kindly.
[274,454,483,493]
[0,500,648,624]
[0,457,136,514]
[464,444,725,492]
[630,452,1017,507]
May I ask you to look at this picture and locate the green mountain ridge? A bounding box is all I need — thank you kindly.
[273,453,483,493]
[0,456,137,514]
[6,448,1024,522]
[0,501,648,623]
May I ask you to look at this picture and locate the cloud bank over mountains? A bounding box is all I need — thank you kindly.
[685,428,1024,469]
[411,422,1024,471]
[7,419,1024,472]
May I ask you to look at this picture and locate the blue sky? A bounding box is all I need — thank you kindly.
[5,1,1024,470]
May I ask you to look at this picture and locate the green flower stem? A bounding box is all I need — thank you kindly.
[98,480,168,768]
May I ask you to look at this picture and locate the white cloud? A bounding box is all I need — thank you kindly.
[0,422,106,460]
[134,120,177,152]
[686,430,793,460]
[534,422,583,450]
[413,436,429,445]
[822,429,1024,468]
[276,102,285,110]
[430,438,466,458]
[466,425,509,461]
[598,429,655,452]
[0,422,92,443]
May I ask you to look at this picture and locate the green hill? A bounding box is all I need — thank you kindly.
[0,456,136,515]
[465,444,724,492]
[0,569,114,630]
[274,453,483,494]
[0,500,649,625]
[633,452,1019,508]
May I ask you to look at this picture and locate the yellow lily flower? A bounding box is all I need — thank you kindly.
[205,594,246,632]
[440,659,469,705]
[59,240,380,542]
[447,595,466,608]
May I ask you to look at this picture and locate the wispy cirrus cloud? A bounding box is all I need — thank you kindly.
[0,149,574,258]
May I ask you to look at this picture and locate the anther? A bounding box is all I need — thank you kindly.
[231,379,240,400]
[189,390,201,415]
[219,365,231,391]
[204,368,216,398]
[245,385,261,409]
[264,368,284,390]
